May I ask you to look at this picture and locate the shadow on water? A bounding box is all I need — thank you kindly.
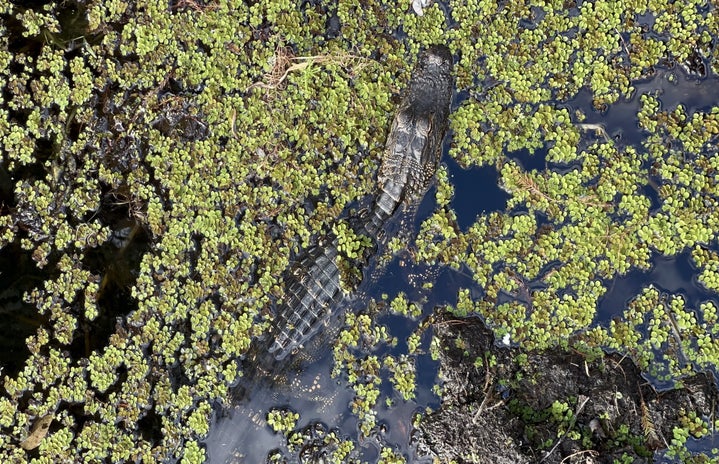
[73,214,149,360]
[0,201,150,378]
[0,0,149,375]
[0,242,46,376]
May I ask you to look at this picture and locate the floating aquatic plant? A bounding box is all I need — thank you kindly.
[1,0,718,461]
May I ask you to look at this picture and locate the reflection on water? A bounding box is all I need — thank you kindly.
[566,69,719,146]
[205,346,357,463]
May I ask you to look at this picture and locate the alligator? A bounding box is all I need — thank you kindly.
[204,45,454,463]
[266,44,455,361]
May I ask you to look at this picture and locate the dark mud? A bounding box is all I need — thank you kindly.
[417,311,719,463]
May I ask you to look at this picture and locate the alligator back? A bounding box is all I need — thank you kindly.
[360,44,454,237]
[265,45,454,362]
[267,237,343,360]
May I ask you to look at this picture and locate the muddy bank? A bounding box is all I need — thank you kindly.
[417,311,718,463]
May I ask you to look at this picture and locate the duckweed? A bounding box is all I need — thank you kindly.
[2,0,718,461]
[267,408,300,434]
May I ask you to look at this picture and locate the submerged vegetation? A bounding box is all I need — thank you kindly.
[0,0,717,462]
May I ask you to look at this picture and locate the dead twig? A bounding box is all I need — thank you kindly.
[247,47,369,92]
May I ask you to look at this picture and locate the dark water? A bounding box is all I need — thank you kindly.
[204,61,719,461]
[203,166,491,462]
[446,156,509,232]
[0,243,44,375]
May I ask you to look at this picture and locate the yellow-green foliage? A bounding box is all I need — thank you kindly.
[0,0,449,460]
[267,408,299,434]
[384,354,417,401]
[1,0,718,462]
[426,2,719,358]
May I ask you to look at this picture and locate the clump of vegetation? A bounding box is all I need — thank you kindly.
[333,220,373,293]
[267,408,300,434]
